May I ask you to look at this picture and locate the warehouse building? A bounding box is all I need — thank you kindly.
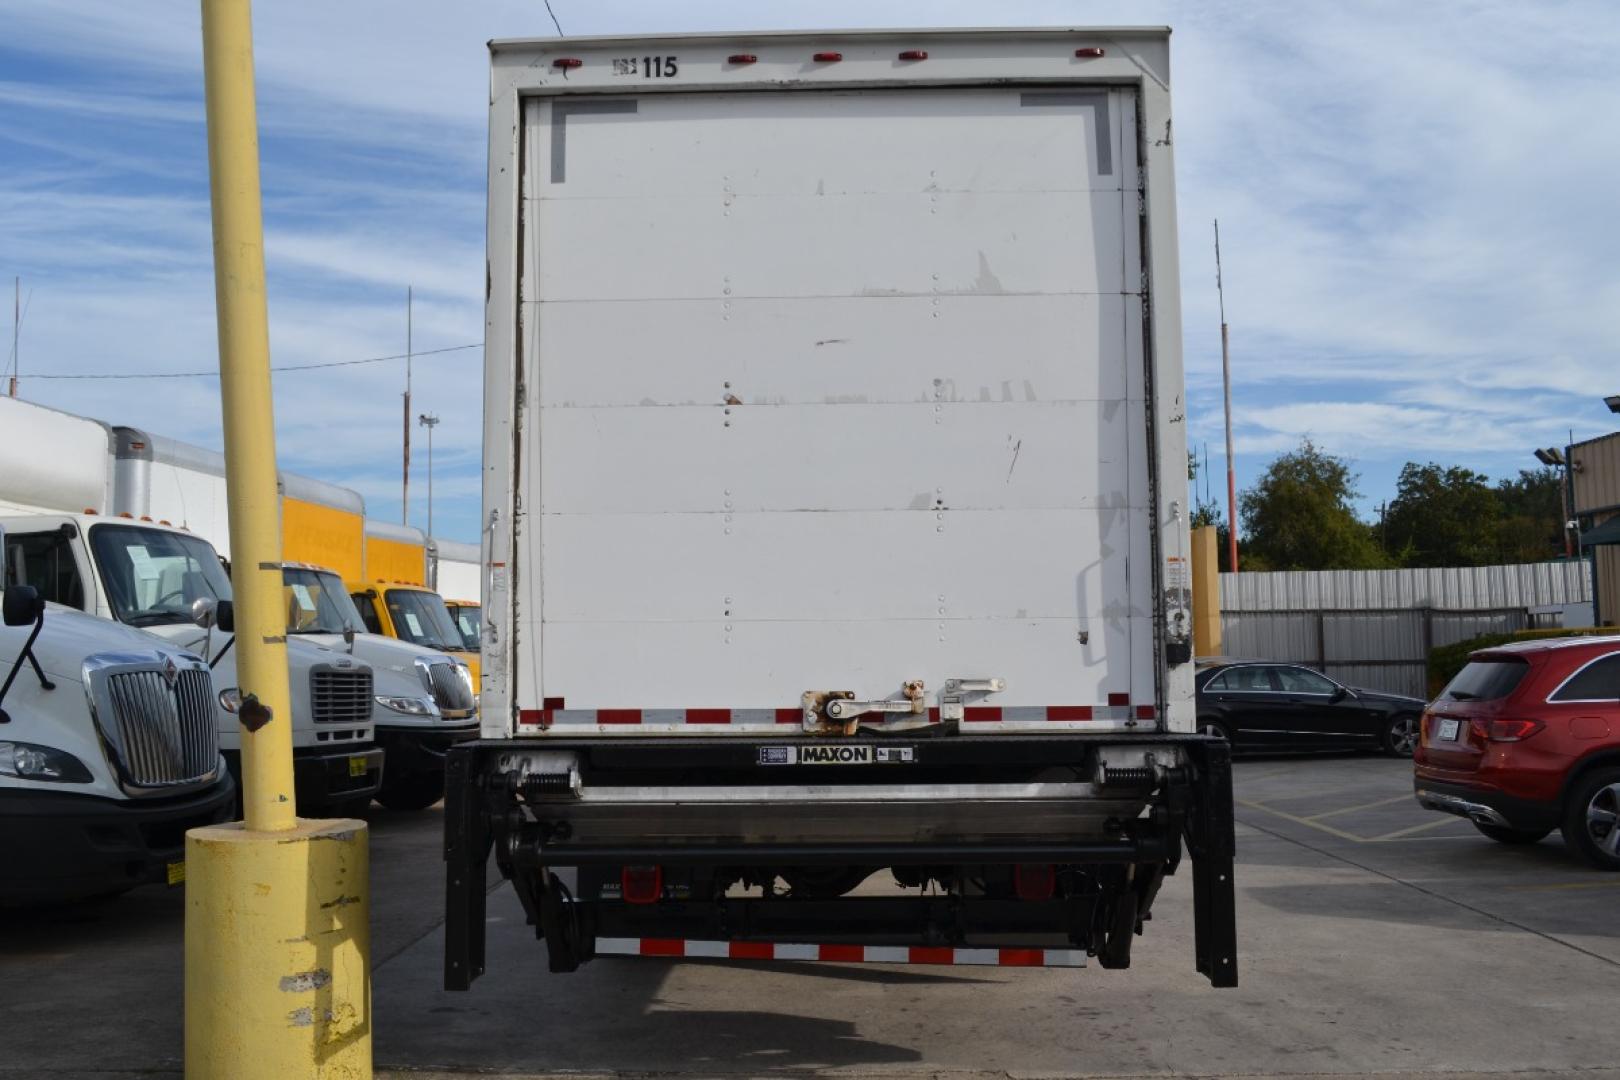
[1570,430,1620,625]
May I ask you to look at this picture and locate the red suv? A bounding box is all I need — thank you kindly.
[1414,636,1620,870]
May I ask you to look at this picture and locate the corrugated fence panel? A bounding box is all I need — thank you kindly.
[1212,566,1563,700]
[1221,612,1317,663]
[1325,662,1422,698]
[1323,611,1424,663]
[1220,562,1591,612]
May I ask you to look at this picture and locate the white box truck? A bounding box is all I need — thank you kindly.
[447,27,1235,987]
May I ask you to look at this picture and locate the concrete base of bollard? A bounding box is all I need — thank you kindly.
[185,818,371,1079]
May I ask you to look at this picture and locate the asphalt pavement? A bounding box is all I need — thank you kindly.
[4,755,1618,1079]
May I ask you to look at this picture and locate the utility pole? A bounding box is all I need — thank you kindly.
[403,285,412,525]
[419,413,440,543]
[187,3,371,1075]
[1215,220,1238,572]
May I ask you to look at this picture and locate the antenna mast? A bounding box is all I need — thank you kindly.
[402,285,412,524]
[7,277,17,397]
[1215,221,1238,572]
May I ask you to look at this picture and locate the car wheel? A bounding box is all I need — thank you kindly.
[376,772,445,812]
[1383,713,1420,758]
[1199,719,1233,745]
[1472,821,1551,845]
[1560,767,1620,871]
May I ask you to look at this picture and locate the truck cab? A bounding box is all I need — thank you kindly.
[1,525,236,902]
[442,600,481,652]
[283,562,478,809]
[348,580,481,684]
[0,512,383,815]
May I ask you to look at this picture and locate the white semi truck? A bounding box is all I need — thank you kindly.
[0,397,383,814]
[446,27,1235,987]
[1,525,236,902]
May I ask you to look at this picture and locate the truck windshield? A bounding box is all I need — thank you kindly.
[89,523,232,627]
[448,604,481,651]
[384,588,462,651]
[283,567,366,635]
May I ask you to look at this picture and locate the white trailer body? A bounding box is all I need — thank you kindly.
[428,538,481,601]
[450,27,1232,990]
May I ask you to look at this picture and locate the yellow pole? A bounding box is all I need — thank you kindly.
[1191,524,1222,658]
[187,2,371,1075]
[200,0,294,833]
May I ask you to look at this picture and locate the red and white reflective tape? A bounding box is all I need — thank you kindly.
[517,704,1155,733]
[595,937,1086,967]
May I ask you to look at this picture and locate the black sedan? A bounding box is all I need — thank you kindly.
[1195,660,1427,757]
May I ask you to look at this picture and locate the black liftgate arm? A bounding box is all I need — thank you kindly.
[443,744,491,991]
[1187,738,1239,987]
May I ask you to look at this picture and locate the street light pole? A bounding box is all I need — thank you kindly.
[419,413,439,542]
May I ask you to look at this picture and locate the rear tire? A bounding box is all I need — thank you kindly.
[376,772,445,812]
[1383,713,1420,757]
[1472,821,1550,845]
[1560,767,1620,871]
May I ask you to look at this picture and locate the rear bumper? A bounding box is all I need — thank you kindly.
[0,774,236,904]
[1413,775,1560,832]
[376,724,479,777]
[444,734,1238,989]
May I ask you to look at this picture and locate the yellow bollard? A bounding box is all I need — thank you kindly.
[187,1,371,1076]
[1191,524,1222,658]
[185,821,371,1077]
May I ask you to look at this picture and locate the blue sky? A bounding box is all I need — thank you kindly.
[4,0,1619,543]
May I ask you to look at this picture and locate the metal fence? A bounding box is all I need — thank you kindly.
[1217,563,1594,699]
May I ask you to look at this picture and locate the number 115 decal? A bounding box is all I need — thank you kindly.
[612,56,679,78]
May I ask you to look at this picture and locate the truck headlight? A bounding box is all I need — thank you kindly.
[218,688,242,713]
[0,741,94,783]
[376,695,437,717]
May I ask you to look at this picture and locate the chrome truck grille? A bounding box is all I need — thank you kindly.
[310,667,374,725]
[424,660,475,714]
[87,654,220,791]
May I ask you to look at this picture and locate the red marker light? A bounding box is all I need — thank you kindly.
[1014,864,1056,902]
[898,50,928,61]
[552,57,583,70]
[1075,47,1106,59]
[813,51,843,62]
[621,865,663,904]
[728,53,758,64]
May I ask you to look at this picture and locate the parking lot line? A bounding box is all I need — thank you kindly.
[1306,793,1415,821]
[1367,816,1466,842]
[1235,798,1369,843]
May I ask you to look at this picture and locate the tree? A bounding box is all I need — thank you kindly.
[1494,467,1566,562]
[1239,439,1385,570]
[1383,463,1502,568]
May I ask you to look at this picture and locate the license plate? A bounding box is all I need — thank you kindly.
[348,755,369,778]
[1437,718,1460,741]
[166,860,186,886]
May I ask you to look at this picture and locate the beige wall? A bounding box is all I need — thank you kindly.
[1572,432,1620,516]
[1597,538,1620,627]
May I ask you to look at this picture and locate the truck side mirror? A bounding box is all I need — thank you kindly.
[191,597,219,630]
[2,584,44,628]
[215,599,235,634]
